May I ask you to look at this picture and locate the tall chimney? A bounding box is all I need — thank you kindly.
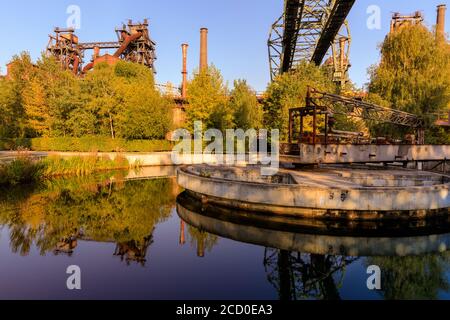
[437,4,447,41]
[181,43,189,99]
[93,46,100,60]
[200,28,208,72]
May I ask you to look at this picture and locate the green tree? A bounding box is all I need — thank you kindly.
[116,86,173,140]
[264,61,337,140]
[2,52,35,137]
[229,80,263,130]
[0,78,18,137]
[22,78,50,136]
[367,254,450,300]
[186,66,229,131]
[82,63,120,138]
[368,24,450,142]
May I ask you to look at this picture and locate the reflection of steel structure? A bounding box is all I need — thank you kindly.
[264,249,357,300]
[47,28,82,74]
[268,0,355,85]
[288,88,425,145]
[114,233,154,266]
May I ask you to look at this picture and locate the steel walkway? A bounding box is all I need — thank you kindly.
[268,0,355,80]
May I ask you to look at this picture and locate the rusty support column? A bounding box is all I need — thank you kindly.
[200,28,208,72]
[339,37,346,72]
[179,220,186,245]
[437,4,447,41]
[181,43,189,99]
[313,106,317,145]
[288,111,293,144]
[299,114,304,144]
[93,46,100,60]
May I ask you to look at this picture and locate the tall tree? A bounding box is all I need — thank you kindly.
[229,80,263,130]
[368,24,450,142]
[186,66,229,131]
[264,61,337,140]
[22,78,50,137]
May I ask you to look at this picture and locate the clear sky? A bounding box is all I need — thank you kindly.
[0,0,448,91]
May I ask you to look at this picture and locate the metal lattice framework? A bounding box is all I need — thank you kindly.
[268,0,355,82]
[308,89,425,129]
[47,28,83,74]
[263,248,357,300]
[115,20,157,73]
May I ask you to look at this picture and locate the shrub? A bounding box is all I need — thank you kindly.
[0,137,174,152]
[0,158,42,186]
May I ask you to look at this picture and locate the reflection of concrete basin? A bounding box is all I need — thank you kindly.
[177,165,450,220]
[177,192,450,257]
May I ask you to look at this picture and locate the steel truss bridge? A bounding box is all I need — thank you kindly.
[268,0,355,81]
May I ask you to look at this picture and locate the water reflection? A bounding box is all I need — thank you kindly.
[0,171,178,266]
[177,191,450,300]
[0,170,449,299]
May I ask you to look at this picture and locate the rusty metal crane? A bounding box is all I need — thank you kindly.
[47,20,157,75]
[46,27,83,75]
[114,19,157,72]
[268,0,355,86]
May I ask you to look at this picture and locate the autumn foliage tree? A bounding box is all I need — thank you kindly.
[185,66,229,131]
[368,24,450,142]
[0,54,172,141]
[263,61,337,140]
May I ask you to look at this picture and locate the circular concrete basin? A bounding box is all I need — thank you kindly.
[177,192,450,256]
[177,164,450,220]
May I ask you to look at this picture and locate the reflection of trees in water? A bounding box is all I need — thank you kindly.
[264,248,357,300]
[367,253,450,300]
[0,174,176,263]
[114,232,154,266]
[187,225,219,258]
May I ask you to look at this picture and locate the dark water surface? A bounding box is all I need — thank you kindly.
[0,169,449,300]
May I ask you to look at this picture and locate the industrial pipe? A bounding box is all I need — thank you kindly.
[93,46,100,60]
[181,43,189,99]
[72,56,80,75]
[437,4,447,41]
[82,62,94,74]
[114,32,143,58]
[200,28,208,72]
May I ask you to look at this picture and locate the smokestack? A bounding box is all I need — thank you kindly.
[200,28,208,72]
[93,46,100,60]
[437,4,447,41]
[181,43,188,99]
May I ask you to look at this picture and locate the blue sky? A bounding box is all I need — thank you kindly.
[0,0,448,91]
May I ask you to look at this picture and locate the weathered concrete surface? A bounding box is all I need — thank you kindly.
[177,198,450,256]
[0,151,255,167]
[282,143,450,164]
[177,165,450,220]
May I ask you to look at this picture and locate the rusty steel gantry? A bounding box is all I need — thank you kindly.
[47,20,157,75]
[46,27,82,74]
[288,88,425,146]
[268,0,355,86]
[114,19,157,72]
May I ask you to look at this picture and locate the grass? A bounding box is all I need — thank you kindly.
[0,153,137,187]
[0,158,42,186]
[0,137,174,153]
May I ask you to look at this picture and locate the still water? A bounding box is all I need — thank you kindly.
[0,168,449,300]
